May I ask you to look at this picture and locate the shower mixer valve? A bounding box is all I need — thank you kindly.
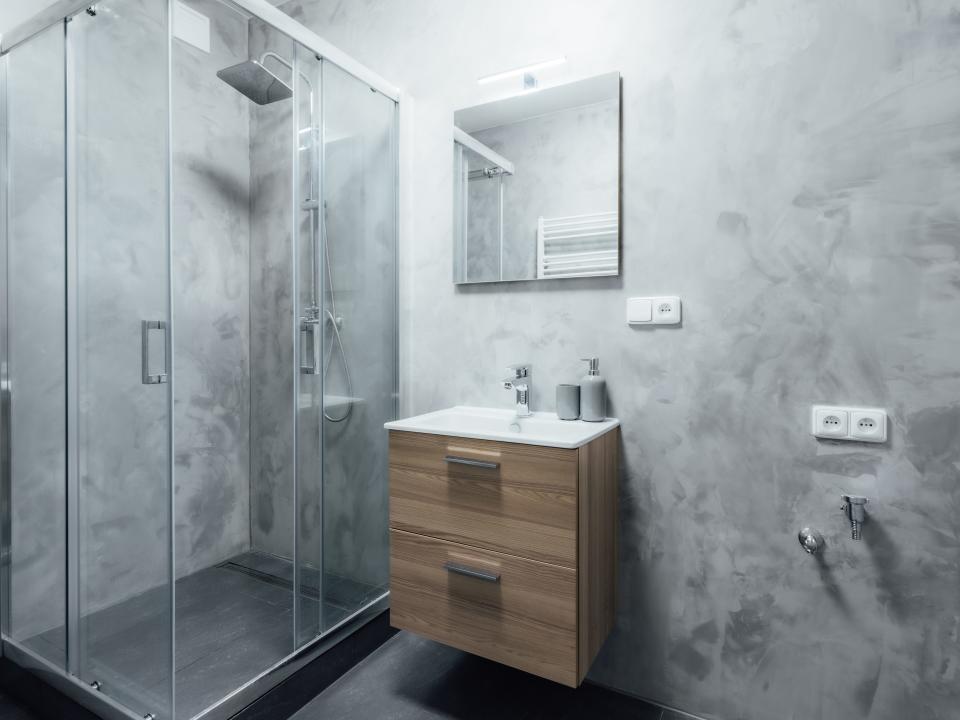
[841,495,868,540]
[798,527,825,554]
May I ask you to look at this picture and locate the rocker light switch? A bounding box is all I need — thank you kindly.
[626,298,652,323]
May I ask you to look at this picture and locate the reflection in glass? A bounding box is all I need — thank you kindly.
[453,72,621,284]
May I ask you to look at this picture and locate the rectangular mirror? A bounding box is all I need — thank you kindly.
[453,71,621,284]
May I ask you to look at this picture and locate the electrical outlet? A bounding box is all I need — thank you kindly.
[653,296,681,324]
[811,405,887,443]
[849,409,887,442]
[812,406,848,438]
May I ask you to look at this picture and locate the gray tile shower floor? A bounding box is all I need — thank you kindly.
[21,551,383,720]
[292,631,699,720]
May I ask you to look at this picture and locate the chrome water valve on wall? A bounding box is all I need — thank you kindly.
[841,495,868,540]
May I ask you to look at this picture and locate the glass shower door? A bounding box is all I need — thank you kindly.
[316,62,397,631]
[0,24,68,671]
[294,45,324,647]
[69,3,173,719]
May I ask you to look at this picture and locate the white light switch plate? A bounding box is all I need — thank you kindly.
[627,296,681,325]
[811,405,887,443]
[626,297,652,323]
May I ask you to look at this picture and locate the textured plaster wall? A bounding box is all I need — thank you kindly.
[279,1,960,718]
[172,0,253,581]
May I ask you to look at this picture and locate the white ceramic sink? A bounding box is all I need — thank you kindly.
[384,406,619,449]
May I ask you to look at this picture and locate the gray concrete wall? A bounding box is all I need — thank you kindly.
[172,0,253,582]
[248,19,296,564]
[277,1,960,718]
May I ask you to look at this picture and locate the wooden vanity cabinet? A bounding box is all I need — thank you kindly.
[388,428,618,687]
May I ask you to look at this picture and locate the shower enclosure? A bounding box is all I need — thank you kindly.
[0,1,398,719]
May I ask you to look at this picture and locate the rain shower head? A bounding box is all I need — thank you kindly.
[216,59,292,105]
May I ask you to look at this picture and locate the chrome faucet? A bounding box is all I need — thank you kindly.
[503,364,532,417]
[842,495,868,540]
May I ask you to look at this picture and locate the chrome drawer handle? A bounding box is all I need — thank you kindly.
[444,455,499,469]
[444,562,500,583]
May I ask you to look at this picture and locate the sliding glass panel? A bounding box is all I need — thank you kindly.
[70,2,172,718]
[294,43,324,647]
[319,63,397,630]
[0,24,68,670]
[172,0,299,713]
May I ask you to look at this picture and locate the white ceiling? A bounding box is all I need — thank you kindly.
[0,0,61,38]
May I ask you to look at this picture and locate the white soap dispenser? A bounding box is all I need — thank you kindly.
[579,357,606,422]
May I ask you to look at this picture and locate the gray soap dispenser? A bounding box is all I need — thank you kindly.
[579,357,606,422]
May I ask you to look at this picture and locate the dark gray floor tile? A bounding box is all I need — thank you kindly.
[174,567,294,667]
[325,574,387,611]
[661,711,707,720]
[227,551,385,611]
[292,632,664,720]
[0,690,41,720]
[24,557,301,720]
[173,608,294,718]
[18,633,66,669]
[172,567,297,718]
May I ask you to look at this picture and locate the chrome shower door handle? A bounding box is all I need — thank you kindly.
[300,318,321,375]
[141,320,168,385]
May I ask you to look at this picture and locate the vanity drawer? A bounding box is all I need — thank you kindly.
[390,528,578,687]
[389,431,578,567]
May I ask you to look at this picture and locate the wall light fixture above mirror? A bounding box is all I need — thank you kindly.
[453,71,621,285]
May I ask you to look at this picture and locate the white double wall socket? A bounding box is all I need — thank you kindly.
[627,296,681,325]
[811,405,887,443]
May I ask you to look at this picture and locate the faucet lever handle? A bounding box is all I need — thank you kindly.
[506,363,531,379]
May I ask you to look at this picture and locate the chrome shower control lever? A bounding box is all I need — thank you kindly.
[842,495,868,540]
[503,364,532,417]
[299,313,321,375]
